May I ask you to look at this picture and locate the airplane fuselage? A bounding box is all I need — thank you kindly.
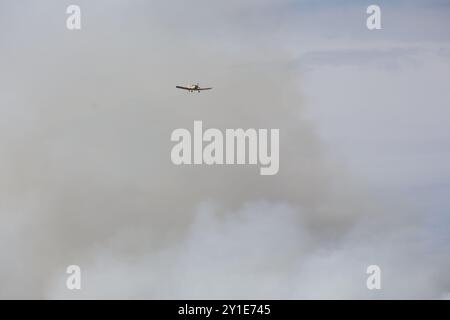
[188,84,200,92]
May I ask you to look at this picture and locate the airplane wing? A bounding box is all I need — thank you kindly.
[198,87,213,91]
[176,86,191,90]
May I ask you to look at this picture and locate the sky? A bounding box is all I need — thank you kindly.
[0,0,449,299]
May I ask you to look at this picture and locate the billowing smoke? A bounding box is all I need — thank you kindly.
[0,0,449,299]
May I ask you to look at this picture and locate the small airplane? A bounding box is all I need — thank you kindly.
[176,83,213,93]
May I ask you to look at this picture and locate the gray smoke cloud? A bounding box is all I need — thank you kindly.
[0,0,449,299]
